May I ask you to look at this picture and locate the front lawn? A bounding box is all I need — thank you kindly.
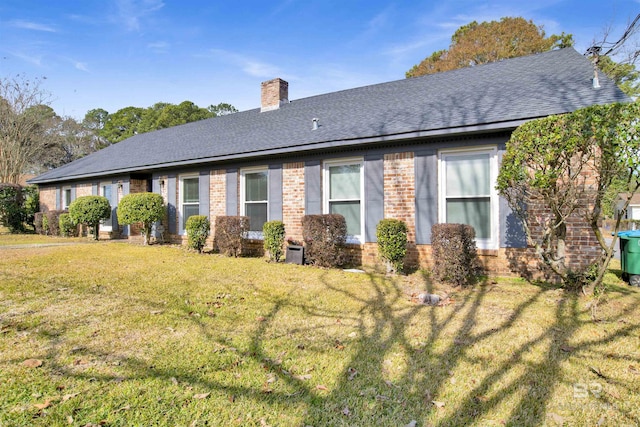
[0,236,638,426]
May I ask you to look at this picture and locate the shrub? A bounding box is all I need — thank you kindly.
[59,213,77,237]
[214,216,249,257]
[263,220,285,262]
[376,218,408,274]
[69,196,111,240]
[34,212,45,235]
[0,183,24,233]
[186,215,210,253]
[44,210,65,236]
[302,214,347,268]
[22,185,39,230]
[117,192,165,245]
[431,223,481,286]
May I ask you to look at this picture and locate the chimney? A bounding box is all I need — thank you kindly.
[261,78,288,112]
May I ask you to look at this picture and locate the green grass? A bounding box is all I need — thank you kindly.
[0,234,638,426]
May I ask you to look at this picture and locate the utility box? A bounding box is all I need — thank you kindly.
[285,245,304,265]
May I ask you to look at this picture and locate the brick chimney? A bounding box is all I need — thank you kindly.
[261,78,288,112]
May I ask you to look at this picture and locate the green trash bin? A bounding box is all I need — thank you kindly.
[618,230,640,286]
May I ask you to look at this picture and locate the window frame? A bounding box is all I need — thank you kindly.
[240,166,269,239]
[323,157,365,244]
[438,146,499,250]
[62,186,72,210]
[179,174,200,235]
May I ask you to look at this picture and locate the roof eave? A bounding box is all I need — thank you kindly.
[29,118,530,185]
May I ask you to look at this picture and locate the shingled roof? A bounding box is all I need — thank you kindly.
[31,48,628,184]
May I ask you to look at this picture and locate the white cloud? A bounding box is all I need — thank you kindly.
[113,0,165,32]
[8,50,43,67]
[74,61,89,72]
[9,19,57,32]
[148,41,170,53]
[203,49,291,79]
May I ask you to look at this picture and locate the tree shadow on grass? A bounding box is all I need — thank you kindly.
[9,265,640,426]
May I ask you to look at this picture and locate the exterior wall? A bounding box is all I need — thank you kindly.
[75,183,92,198]
[282,162,305,243]
[39,186,57,211]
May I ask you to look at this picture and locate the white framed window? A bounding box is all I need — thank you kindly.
[99,182,113,231]
[180,175,200,233]
[323,158,364,243]
[438,146,499,249]
[62,186,72,210]
[240,167,269,238]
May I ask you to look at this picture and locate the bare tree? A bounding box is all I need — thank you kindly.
[0,75,56,184]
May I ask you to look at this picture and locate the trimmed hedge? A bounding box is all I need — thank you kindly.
[376,218,408,274]
[431,223,481,286]
[0,183,24,233]
[302,214,347,268]
[214,216,249,257]
[263,220,285,262]
[69,196,111,240]
[22,185,39,230]
[186,215,210,253]
[59,213,78,237]
[117,192,165,245]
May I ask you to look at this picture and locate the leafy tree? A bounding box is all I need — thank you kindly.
[0,184,24,233]
[208,102,238,116]
[100,106,146,144]
[82,108,110,149]
[117,192,165,245]
[69,195,111,240]
[593,55,640,97]
[22,185,39,230]
[406,17,572,77]
[497,102,640,293]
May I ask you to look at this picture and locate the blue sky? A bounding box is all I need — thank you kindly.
[1,0,638,119]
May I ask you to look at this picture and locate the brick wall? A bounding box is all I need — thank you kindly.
[210,170,226,247]
[39,186,56,211]
[283,162,305,243]
[75,183,92,198]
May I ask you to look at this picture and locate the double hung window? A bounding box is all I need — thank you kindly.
[439,147,498,249]
[180,175,199,232]
[241,168,268,236]
[324,159,364,242]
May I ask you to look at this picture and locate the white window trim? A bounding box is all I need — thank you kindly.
[99,182,113,231]
[62,186,72,210]
[179,174,200,235]
[240,166,269,240]
[438,146,499,250]
[323,157,365,244]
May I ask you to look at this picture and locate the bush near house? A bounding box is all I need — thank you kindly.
[34,212,44,235]
[431,223,481,286]
[0,183,24,233]
[376,218,408,274]
[42,210,65,236]
[69,196,111,240]
[22,185,39,230]
[302,214,347,268]
[186,215,210,253]
[214,216,249,257]
[117,192,165,245]
[263,220,285,262]
[59,213,78,237]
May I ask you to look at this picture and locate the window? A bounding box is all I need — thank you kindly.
[99,182,113,231]
[324,159,364,242]
[439,147,498,249]
[180,175,199,232]
[62,187,72,210]
[241,168,268,236]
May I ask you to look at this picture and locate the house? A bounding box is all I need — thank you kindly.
[30,48,628,275]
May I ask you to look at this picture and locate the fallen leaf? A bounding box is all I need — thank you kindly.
[405,421,417,427]
[335,340,345,350]
[293,374,312,381]
[474,395,489,403]
[260,419,271,427]
[193,392,210,399]
[432,400,445,408]
[342,406,351,416]
[629,365,638,374]
[347,367,358,381]
[590,366,607,379]
[256,316,266,322]
[560,345,574,352]
[34,399,53,410]
[315,385,329,391]
[67,415,73,425]
[22,359,43,368]
[62,393,79,402]
[170,377,179,385]
[150,310,163,315]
